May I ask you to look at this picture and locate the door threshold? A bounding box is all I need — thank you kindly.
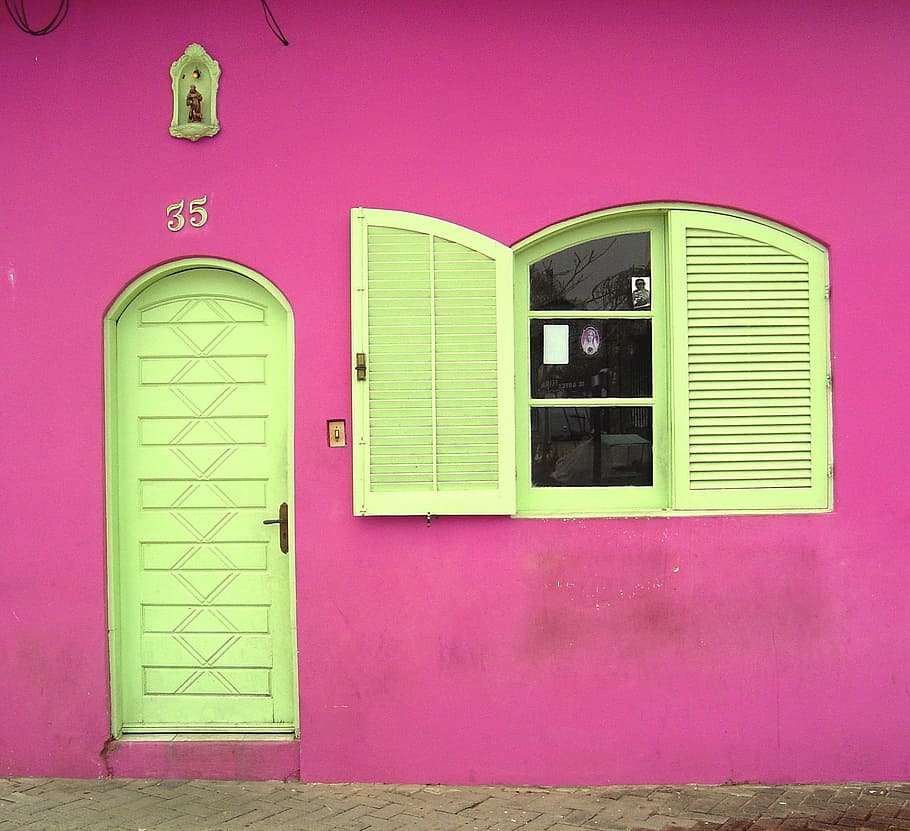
[119,733,297,742]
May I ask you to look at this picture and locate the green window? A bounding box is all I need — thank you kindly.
[352,205,831,517]
[515,213,669,515]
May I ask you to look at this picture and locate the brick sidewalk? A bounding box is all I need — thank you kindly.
[2,779,909,831]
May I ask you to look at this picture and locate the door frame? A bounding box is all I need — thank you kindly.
[103,257,298,737]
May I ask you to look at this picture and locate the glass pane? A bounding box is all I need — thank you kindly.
[531,407,653,487]
[530,233,651,311]
[530,319,651,399]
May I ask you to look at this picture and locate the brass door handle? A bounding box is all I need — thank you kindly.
[263,502,289,554]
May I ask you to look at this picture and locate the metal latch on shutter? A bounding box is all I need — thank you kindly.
[355,353,367,381]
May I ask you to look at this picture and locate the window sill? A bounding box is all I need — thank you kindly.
[511,505,832,519]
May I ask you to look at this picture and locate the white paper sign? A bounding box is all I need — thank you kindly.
[543,324,569,365]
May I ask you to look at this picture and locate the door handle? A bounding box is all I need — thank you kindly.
[263,502,289,554]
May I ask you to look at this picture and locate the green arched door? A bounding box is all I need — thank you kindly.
[111,264,296,733]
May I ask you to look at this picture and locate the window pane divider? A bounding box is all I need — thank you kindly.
[528,310,651,319]
[529,398,654,407]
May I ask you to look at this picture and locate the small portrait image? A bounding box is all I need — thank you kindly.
[631,276,651,310]
[580,325,601,357]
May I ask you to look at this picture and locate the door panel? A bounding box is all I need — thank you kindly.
[115,267,295,731]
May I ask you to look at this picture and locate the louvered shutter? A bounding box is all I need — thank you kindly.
[668,210,831,511]
[351,209,516,516]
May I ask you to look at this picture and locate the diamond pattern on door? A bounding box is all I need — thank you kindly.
[116,268,295,731]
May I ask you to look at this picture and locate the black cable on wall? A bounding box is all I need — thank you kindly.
[4,0,69,35]
[262,0,289,45]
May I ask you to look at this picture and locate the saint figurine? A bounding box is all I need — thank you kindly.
[186,85,203,123]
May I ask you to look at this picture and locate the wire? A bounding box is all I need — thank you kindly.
[4,0,69,35]
[261,0,289,46]
[6,1,284,44]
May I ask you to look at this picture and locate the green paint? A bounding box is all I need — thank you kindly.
[514,212,670,515]
[107,262,297,734]
[667,209,831,511]
[352,204,831,518]
[351,209,516,516]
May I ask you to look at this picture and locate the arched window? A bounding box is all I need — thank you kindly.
[351,205,830,517]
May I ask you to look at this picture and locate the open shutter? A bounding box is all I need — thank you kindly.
[669,210,831,511]
[351,209,515,516]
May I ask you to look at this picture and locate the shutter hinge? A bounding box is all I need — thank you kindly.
[826,373,832,389]
[828,462,834,478]
[355,352,367,381]
[825,283,831,300]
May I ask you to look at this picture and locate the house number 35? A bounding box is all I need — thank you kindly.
[166,196,209,232]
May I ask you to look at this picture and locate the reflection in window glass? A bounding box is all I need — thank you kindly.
[531,407,653,487]
[530,233,651,311]
[530,319,651,399]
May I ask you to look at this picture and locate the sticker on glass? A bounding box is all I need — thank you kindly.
[543,324,570,365]
[580,325,601,356]
[631,276,651,310]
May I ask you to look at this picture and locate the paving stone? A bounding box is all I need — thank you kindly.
[397,808,476,830]
[592,803,633,824]
[832,818,869,828]
[502,791,570,815]
[832,790,866,805]
[554,807,600,825]
[716,820,755,831]
[743,798,786,814]
[461,796,541,823]
[514,815,566,831]
[749,818,784,830]
[630,817,698,830]
[686,799,726,815]
[357,818,411,831]
[548,824,610,831]
[773,819,809,831]
[498,790,566,814]
[365,803,411,820]
[714,797,756,814]
[415,788,491,814]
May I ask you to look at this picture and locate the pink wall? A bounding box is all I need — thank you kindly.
[2,0,909,783]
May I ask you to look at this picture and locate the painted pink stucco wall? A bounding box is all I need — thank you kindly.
[2,0,909,784]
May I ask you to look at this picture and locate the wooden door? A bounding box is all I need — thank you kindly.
[113,266,296,732]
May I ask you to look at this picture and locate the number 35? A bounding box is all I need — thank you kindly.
[166,196,208,232]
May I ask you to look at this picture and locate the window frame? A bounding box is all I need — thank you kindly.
[514,211,670,516]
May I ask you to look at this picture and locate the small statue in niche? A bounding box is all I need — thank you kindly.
[186,85,203,122]
[170,44,220,140]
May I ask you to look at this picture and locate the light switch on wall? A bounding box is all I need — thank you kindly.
[327,420,346,447]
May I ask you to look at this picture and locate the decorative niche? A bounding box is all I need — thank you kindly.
[170,44,221,141]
